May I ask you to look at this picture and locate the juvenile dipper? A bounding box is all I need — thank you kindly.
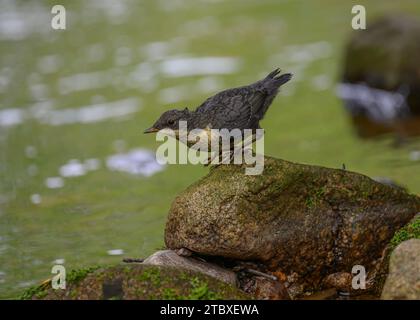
[145,68,292,162]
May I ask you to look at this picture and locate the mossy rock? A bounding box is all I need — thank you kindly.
[343,15,420,114]
[389,214,420,250]
[165,156,420,297]
[341,15,420,137]
[20,264,249,300]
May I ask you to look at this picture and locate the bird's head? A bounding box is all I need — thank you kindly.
[144,108,190,134]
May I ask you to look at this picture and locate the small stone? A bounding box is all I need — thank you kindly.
[253,277,290,300]
[323,272,352,292]
[143,250,237,286]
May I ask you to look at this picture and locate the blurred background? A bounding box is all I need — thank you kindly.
[0,0,419,298]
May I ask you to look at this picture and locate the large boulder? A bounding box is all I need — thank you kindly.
[381,239,420,300]
[339,15,420,138]
[165,157,420,297]
[21,264,249,300]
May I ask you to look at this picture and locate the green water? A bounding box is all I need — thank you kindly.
[1,0,420,299]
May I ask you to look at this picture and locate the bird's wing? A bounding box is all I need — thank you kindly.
[196,86,249,113]
[196,69,291,120]
[204,88,266,130]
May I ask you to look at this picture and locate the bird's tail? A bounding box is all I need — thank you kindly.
[262,68,292,93]
[253,68,292,120]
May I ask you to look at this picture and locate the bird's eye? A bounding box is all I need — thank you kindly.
[168,119,175,125]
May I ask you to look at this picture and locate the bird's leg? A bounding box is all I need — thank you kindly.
[204,149,224,167]
[205,139,229,166]
[205,132,257,166]
[229,133,258,163]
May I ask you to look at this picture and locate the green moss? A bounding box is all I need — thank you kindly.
[306,186,326,209]
[138,266,162,286]
[18,264,249,300]
[162,288,180,300]
[390,215,420,250]
[67,266,101,284]
[138,268,226,300]
[70,289,79,299]
[19,266,100,299]
[184,277,222,300]
[19,283,48,300]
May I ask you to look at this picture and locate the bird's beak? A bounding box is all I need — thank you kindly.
[144,127,159,134]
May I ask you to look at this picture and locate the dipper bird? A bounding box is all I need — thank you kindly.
[144,68,292,162]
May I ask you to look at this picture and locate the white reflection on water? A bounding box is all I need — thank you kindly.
[84,158,101,171]
[178,16,220,38]
[410,151,420,161]
[0,108,24,127]
[0,271,6,284]
[30,194,42,205]
[196,76,223,94]
[115,47,132,67]
[0,67,13,94]
[37,55,62,75]
[27,164,38,176]
[158,76,224,104]
[106,148,165,177]
[58,70,115,95]
[0,98,141,128]
[142,42,171,61]
[59,160,87,178]
[158,85,190,104]
[311,74,332,91]
[107,249,124,256]
[52,258,65,264]
[59,158,101,178]
[25,146,37,158]
[45,177,65,189]
[45,98,140,125]
[0,1,50,41]
[336,83,410,123]
[84,0,130,25]
[126,62,159,92]
[85,43,106,63]
[160,57,241,77]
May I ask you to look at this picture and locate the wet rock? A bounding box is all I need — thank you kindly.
[21,264,248,300]
[370,214,420,295]
[165,156,420,297]
[143,250,237,286]
[381,239,420,300]
[340,15,420,138]
[301,288,338,300]
[252,277,290,300]
[323,272,352,292]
